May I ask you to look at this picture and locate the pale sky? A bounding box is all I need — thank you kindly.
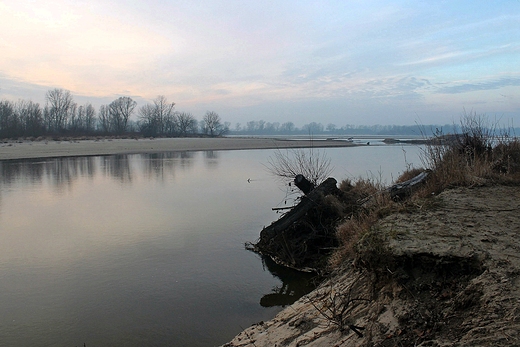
[0,0,519,126]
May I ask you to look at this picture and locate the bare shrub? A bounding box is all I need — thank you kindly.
[417,112,520,195]
[266,147,333,186]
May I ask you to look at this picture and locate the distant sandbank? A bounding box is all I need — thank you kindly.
[0,137,359,161]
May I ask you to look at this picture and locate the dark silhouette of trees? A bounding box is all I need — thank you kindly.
[99,104,112,133]
[0,89,235,138]
[0,100,45,138]
[44,88,74,133]
[138,96,176,137]
[176,112,198,136]
[18,100,44,137]
[0,100,18,137]
[109,97,136,134]
[202,111,227,136]
[152,95,176,136]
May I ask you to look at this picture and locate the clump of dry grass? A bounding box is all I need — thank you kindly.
[329,177,397,268]
[330,112,520,270]
[417,112,520,196]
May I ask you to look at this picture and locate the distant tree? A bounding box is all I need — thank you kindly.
[176,112,198,136]
[109,96,136,134]
[84,103,96,133]
[153,95,176,135]
[326,123,337,133]
[163,112,178,136]
[235,122,242,132]
[203,111,226,136]
[246,120,258,132]
[223,121,231,134]
[68,103,82,133]
[265,122,280,133]
[18,100,44,137]
[45,88,74,132]
[98,104,112,133]
[302,122,324,134]
[0,100,18,137]
[280,121,295,133]
[137,103,156,136]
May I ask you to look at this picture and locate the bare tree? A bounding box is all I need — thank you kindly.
[69,103,82,133]
[0,100,18,137]
[280,121,295,133]
[109,96,136,134]
[163,111,178,136]
[45,88,74,132]
[84,103,96,133]
[153,95,175,135]
[137,103,156,136]
[203,111,226,136]
[176,112,198,136]
[98,104,112,133]
[18,100,44,137]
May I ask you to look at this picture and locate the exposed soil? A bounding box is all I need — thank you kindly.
[222,184,520,346]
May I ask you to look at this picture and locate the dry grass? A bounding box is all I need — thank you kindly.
[330,113,520,269]
[329,177,397,268]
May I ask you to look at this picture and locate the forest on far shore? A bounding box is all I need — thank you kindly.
[2,88,517,139]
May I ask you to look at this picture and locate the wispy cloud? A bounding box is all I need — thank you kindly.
[434,76,520,94]
[0,0,519,125]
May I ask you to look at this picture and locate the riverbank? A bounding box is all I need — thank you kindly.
[222,184,520,346]
[0,137,358,161]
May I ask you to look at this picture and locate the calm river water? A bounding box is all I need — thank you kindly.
[0,144,422,346]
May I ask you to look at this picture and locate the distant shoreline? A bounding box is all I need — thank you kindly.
[0,137,361,161]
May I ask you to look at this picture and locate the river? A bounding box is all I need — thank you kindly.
[0,143,423,346]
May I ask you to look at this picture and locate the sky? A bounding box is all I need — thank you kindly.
[0,0,519,127]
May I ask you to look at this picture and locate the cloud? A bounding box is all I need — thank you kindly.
[0,1,172,97]
[434,76,520,94]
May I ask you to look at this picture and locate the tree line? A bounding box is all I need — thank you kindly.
[0,89,229,139]
[231,120,463,136]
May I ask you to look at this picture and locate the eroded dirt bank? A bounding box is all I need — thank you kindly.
[223,185,520,346]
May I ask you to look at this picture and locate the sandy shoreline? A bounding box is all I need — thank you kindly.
[222,185,520,346]
[0,137,359,161]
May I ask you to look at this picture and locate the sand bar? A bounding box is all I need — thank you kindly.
[0,137,358,161]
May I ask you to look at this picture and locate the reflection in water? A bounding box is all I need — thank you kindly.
[259,256,318,307]
[204,151,219,169]
[0,151,209,188]
[102,155,132,182]
[0,157,96,188]
[140,152,195,180]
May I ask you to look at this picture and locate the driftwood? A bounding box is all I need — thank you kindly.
[260,177,339,241]
[251,177,343,271]
[387,170,431,200]
[294,174,315,194]
[251,171,431,271]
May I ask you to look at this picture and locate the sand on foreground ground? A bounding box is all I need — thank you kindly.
[0,137,358,161]
[223,184,520,347]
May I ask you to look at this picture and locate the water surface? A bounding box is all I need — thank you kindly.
[0,145,422,346]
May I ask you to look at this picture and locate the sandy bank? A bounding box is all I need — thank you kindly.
[0,137,358,161]
[222,185,520,346]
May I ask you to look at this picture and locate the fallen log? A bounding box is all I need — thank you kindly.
[251,170,431,271]
[294,174,315,194]
[259,177,339,241]
[387,170,431,200]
